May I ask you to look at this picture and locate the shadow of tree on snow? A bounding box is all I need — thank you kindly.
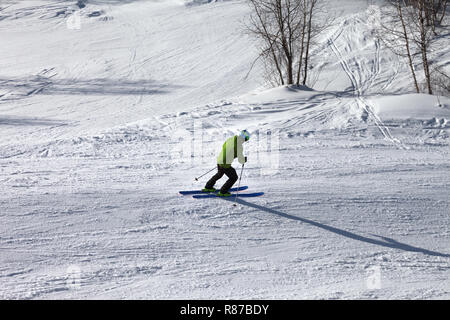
[0,76,184,97]
[0,116,69,127]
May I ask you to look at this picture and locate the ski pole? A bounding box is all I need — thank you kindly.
[194,167,216,181]
[233,164,245,207]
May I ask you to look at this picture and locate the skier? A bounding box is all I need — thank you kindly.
[202,130,250,197]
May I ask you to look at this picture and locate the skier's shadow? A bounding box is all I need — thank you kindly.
[232,198,450,258]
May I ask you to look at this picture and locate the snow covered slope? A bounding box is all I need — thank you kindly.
[1,0,449,299]
[0,0,260,146]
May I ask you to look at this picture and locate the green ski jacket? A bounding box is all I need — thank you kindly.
[217,135,246,168]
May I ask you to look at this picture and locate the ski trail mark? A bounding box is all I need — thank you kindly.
[328,36,406,149]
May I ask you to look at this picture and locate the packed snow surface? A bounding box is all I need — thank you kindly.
[0,0,449,299]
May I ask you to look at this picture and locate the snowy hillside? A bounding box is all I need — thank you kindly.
[1,0,449,299]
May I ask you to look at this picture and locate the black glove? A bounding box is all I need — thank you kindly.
[245,156,248,163]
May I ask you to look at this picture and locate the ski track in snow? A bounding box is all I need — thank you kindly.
[1,0,450,299]
[326,18,403,148]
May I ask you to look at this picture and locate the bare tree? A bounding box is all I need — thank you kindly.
[399,1,421,93]
[301,0,331,86]
[431,65,450,94]
[377,1,420,93]
[417,0,433,94]
[404,0,436,94]
[423,0,448,33]
[246,0,330,87]
[248,0,286,84]
[295,0,308,85]
[377,0,448,95]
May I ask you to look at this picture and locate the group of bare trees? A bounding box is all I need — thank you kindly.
[378,0,449,95]
[246,0,448,95]
[246,0,330,87]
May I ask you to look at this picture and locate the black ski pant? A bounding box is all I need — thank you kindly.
[205,165,238,193]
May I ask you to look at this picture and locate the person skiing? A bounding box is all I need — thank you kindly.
[202,130,250,197]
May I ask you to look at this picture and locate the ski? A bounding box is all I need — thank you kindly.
[192,192,264,199]
[179,186,248,195]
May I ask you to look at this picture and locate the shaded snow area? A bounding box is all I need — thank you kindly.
[1,0,450,299]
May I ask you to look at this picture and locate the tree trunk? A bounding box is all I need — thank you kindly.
[276,0,294,84]
[249,0,285,85]
[296,2,307,85]
[438,0,448,25]
[418,1,433,94]
[398,2,420,93]
[302,0,314,86]
[271,42,285,85]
